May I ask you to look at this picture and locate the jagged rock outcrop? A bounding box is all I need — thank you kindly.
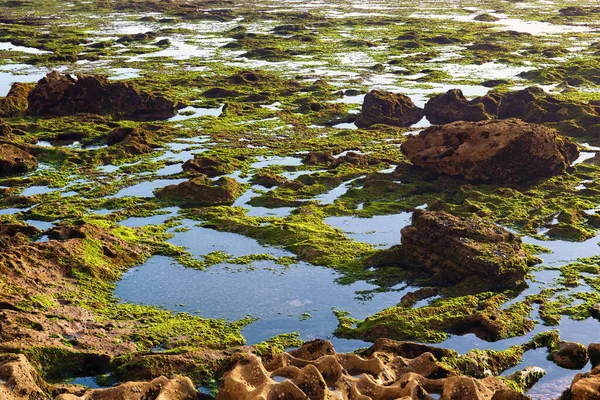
[401,119,578,184]
[156,176,243,205]
[424,89,501,125]
[356,90,424,128]
[217,339,527,400]
[0,83,31,117]
[0,144,38,175]
[424,86,600,138]
[398,209,531,288]
[27,72,176,119]
[561,365,600,399]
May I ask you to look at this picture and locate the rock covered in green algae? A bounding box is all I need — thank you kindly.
[398,209,532,289]
[27,71,176,120]
[106,127,156,155]
[356,89,424,128]
[156,176,243,206]
[0,83,31,117]
[0,144,38,175]
[402,119,579,184]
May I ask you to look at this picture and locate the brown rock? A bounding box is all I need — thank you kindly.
[551,341,589,369]
[563,366,600,400]
[590,343,600,368]
[182,155,237,178]
[54,376,198,400]
[106,127,155,155]
[356,89,424,128]
[156,176,243,206]
[424,89,501,125]
[0,119,12,137]
[398,209,531,288]
[401,119,579,184]
[0,354,49,400]
[27,71,176,120]
[217,339,523,400]
[0,144,38,175]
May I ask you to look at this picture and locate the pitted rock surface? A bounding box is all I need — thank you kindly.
[216,339,526,400]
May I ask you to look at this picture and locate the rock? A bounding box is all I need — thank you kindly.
[0,83,31,117]
[251,172,287,188]
[54,376,198,400]
[355,90,424,128]
[0,144,38,175]
[156,176,243,206]
[589,344,600,368]
[106,127,155,154]
[182,155,238,178]
[401,119,579,184]
[398,209,531,288]
[551,341,589,369]
[27,71,176,120]
[563,365,600,400]
[216,339,524,400]
[0,354,50,400]
[505,366,546,392]
[0,119,12,137]
[424,89,501,125]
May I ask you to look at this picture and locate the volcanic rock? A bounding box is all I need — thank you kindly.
[27,71,176,119]
[0,144,38,175]
[401,119,579,184]
[356,89,424,128]
[399,209,531,288]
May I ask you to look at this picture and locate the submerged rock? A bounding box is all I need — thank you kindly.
[356,89,424,128]
[401,119,579,184]
[399,209,531,288]
[0,144,38,175]
[27,71,176,120]
[217,339,525,400]
[156,176,243,206]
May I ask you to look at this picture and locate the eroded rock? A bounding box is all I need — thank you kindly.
[562,365,600,399]
[27,71,176,120]
[55,376,198,400]
[399,209,531,288]
[217,339,525,400]
[551,341,589,370]
[0,144,38,175]
[356,89,424,128]
[424,89,501,125]
[401,119,578,184]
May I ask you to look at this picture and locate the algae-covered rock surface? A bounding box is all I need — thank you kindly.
[1,0,600,398]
